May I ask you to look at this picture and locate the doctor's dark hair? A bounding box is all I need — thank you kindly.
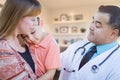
[0,0,41,38]
[98,5,120,36]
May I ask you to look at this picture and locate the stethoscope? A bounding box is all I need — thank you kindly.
[64,42,120,73]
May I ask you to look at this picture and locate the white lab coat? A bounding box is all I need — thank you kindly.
[59,40,120,80]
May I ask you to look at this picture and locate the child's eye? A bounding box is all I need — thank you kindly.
[31,19,36,22]
[31,31,35,34]
[31,17,36,21]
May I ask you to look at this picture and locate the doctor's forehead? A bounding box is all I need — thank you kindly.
[92,12,110,23]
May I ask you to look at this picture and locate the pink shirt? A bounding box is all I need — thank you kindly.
[29,33,61,77]
[0,40,37,80]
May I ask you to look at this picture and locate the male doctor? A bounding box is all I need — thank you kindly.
[59,5,120,80]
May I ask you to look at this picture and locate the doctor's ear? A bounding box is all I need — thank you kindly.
[111,29,119,39]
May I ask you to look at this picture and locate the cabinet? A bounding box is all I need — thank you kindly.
[52,20,90,52]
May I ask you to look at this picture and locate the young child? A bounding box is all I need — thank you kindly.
[20,17,61,80]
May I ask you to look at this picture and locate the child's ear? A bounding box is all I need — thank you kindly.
[37,17,40,25]
[40,19,43,27]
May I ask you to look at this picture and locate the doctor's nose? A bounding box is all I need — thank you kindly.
[89,23,95,31]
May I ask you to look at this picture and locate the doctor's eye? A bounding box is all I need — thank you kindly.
[95,22,102,28]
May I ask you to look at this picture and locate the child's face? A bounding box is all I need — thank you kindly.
[19,16,42,45]
[22,25,43,45]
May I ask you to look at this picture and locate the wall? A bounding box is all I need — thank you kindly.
[48,5,98,34]
[39,2,52,33]
[45,3,120,34]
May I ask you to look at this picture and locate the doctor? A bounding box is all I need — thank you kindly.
[59,5,120,80]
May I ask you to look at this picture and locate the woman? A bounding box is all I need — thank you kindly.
[0,0,41,79]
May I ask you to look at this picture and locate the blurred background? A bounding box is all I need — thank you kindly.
[0,0,120,80]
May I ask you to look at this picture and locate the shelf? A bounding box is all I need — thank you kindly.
[53,33,85,36]
[53,20,89,24]
[52,20,89,52]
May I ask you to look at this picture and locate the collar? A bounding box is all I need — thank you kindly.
[96,41,118,55]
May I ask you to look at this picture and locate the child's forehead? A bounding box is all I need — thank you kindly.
[21,17,38,27]
[23,17,37,22]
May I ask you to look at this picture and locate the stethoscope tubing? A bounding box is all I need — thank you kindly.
[72,42,91,62]
[64,42,120,73]
[74,42,91,55]
[75,42,120,72]
[91,45,120,73]
[98,45,119,66]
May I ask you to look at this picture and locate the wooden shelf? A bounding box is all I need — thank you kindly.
[52,20,89,52]
[53,33,85,36]
[53,20,89,24]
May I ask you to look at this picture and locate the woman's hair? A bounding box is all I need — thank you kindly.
[0,0,41,38]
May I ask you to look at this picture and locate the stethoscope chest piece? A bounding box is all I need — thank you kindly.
[91,65,99,73]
